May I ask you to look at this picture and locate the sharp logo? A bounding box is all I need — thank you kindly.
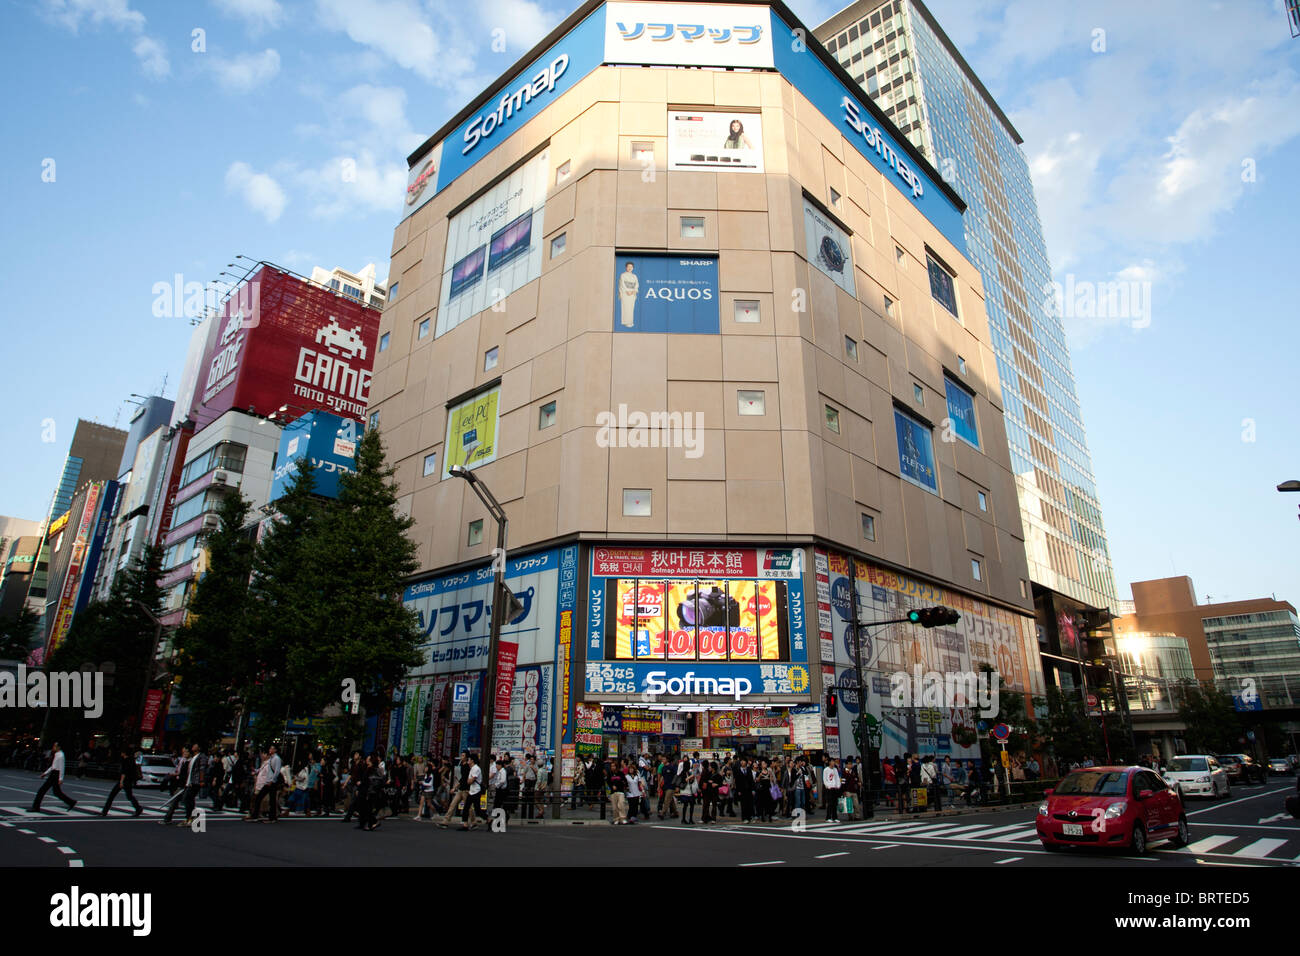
[644,670,752,701]
[463,54,568,155]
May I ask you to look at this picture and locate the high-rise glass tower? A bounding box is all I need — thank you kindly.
[816,0,1119,617]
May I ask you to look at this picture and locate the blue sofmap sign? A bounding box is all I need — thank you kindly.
[894,408,938,492]
[614,254,719,334]
[269,410,363,502]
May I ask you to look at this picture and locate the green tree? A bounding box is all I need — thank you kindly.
[309,428,423,743]
[0,604,40,661]
[171,490,255,745]
[1176,681,1242,753]
[1039,687,1105,766]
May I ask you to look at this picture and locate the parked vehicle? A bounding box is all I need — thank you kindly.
[1162,754,1229,798]
[1268,757,1293,775]
[135,754,179,790]
[1216,753,1267,785]
[1037,766,1188,855]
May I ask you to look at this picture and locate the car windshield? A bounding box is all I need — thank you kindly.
[1054,771,1129,796]
[1168,757,1207,772]
[1218,756,1241,765]
[141,757,173,767]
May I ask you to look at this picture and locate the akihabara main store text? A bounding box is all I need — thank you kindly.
[396,541,1041,788]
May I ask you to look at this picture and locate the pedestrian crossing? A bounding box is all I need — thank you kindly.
[704,816,1300,863]
[0,802,269,822]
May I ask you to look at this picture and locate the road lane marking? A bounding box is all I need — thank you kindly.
[815,852,849,858]
[1184,835,1234,854]
[1187,786,1297,815]
[57,846,75,855]
[69,860,83,867]
[739,860,784,866]
[1233,838,1287,858]
[872,844,900,850]
[994,857,1021,864]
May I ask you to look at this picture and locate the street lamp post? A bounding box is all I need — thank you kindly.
[449,464,508,779]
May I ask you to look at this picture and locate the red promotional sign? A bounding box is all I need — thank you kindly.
[189,267,381,431]
[140,689,166,734]
[494,640,518,720]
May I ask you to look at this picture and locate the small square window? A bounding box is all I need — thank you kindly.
[484,347,499,371]
[884,295,895,319]
[632,141,654,163]
[539,400,556,429]
[913,383,924,405]
[368,412,379,429]
[418,317,430,340]
[829,187,842,208]
[623,489,651,517]
[388,282,398,302]
[734,299,760,323]
[895,246,905,267]
[825,405,841,433]
[468,519,484,546]
[861,513,876,541]
[422,452,438,478]
[958,355,967,375]
[680,216,705,239]
[556,160,571,185]
[844,336,858,361]
[971,558,982,582]
[738,390,765,415]
[378,332,390,352]
[978,490,988,512]
[550,233,566,258]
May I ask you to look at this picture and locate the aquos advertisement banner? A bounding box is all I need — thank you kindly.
[614,254,719,334]
[815,548,1042,764]
[437,149,550,337]
[402,545,579,756]
[667,110,764,172]
[585,547,810,703]
[803,198,856,297]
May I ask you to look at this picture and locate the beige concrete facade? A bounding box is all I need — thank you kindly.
[374,62,1033,618]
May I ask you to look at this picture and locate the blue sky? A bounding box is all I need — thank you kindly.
[1,0,1297,607]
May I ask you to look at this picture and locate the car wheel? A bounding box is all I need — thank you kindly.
[1130,822,1148,855]
[1171,815,1190,848]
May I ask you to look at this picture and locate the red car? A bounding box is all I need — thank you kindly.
[1036,766,1189,854]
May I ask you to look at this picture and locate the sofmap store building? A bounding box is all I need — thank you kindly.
[379,0,1042,787]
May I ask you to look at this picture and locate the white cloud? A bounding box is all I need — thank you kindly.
[210,48,281,92]
[225,161,287,221]
[41,0,145,32]
[314,0,442,81]
[132,35,169,78]
[295,150,408,218]
[474,0,566,52]
[213,0,286,31]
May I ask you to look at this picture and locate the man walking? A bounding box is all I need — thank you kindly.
[439,752,472,828]
[823,757,842,822]
[101,747,143,816]
[31,742,78,813]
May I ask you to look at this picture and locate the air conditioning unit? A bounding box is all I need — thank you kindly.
[211,470,229,485]
[201,514,220,531]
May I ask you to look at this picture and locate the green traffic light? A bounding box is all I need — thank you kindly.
[908,609,921,623]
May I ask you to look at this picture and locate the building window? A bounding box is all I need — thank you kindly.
[913,383,924,406]
[369,412,379,429]
[550,233,566,257]
[539,401,556,429]
[632,141,654,163]
[883,295,895,319]
[388,281,398,302]
[927,254,959,317]
[418,317,430,340]
[825,404,841,433]
[894,407,937,493]
[468,519,484,546]
[978,490,988,512]
[422,452,438,478]
[971,558,982,582]
[738,390,765,415]
[556,159,571,185]
[622,489,651,517]
[944,376,979,448]
[958,355,967,375]
[378,332,390,352]
[895,246,905,268]
[861,513,876,541]
[484,347,499,371]
[680,216,705,239]
[829,187,842,209]
[1019,579,1027,599]
[845,336,858,361]
[734,299,760,323]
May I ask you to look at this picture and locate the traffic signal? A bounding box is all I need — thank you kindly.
[826,688,838,718]
[907,605,961,628]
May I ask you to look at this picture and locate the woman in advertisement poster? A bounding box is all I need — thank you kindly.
[618,261,639,328]
[723,118,754,150]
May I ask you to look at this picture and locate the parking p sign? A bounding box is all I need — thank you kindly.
[451,681,473,722]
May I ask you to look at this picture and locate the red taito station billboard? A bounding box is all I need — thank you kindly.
[189,267,381,430]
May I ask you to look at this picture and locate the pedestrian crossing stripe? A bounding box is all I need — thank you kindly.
[702,818,1300,861]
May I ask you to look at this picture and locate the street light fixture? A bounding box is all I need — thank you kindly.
[1277,480,1300,492]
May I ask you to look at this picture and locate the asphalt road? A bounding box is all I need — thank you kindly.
[3,768,1297,868]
